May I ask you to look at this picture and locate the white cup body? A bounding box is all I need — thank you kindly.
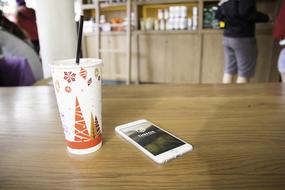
[49,58,103,155]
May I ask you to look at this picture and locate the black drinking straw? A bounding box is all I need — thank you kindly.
[76,15,84,64]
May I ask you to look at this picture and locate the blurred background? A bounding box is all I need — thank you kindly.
[0,0,282,86]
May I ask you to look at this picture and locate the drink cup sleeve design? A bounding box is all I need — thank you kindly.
[65,97,102,149]
[50,59,102,154]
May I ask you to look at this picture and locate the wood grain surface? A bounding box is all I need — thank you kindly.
[0,84,285,189]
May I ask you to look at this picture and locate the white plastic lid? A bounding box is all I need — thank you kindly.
[49,58,102,69]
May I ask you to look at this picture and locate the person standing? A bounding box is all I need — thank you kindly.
[216,0,269,84]
[273,0,285,83]
[15,0,40,54]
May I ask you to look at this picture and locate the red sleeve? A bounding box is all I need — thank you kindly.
[273,0,285,40]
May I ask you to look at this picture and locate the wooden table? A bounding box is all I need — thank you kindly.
[1,84,285,189]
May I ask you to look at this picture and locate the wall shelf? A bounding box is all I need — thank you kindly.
[137,30,199,34]
[136,0,199,5]
[80,0,279,84]
[81,4,97,10]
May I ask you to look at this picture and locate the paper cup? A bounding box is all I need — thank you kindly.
[49,58,102,155]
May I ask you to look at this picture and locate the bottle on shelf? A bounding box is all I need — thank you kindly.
[140,19,146,31]
[179,18,187,30]
[139,4,199,32]
[164,9,169,20]
[180,6,187,18]
[107,0,126,5]
[167,18,174,30]
[203,5,221,29]
[166,5,189,31]
[174,17,179,30]
[159,19,166,31]
[192,7,198,30]
[158,9,164,20]
[154,19,160,31]
[187,18,192,30]
[145,18,154,31]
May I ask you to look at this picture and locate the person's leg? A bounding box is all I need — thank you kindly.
[278,49,285,83]
[223,37,237,84]
[234,38,257,84]
[236,76,249,84]
[223,73,234,83]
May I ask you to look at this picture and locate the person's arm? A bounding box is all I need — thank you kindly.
[238,0,269,23]
[254,11,269,23]
[215,6,224,21]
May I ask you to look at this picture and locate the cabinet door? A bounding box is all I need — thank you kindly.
[84,34,115,79]
[252,34,274,82]
[166,34,201,83]
[138,34,201,83]
[84,34,138,81]
[138,34,168,83]
[201,33,225,83]
[103,34,138,81]
[106,35,126,80]
[84,34,97,58]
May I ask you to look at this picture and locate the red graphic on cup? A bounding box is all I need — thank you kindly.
[65,86,72,93]
[80,67,87,80]
[88,78,92,86]
[66,97,102,149]
[64,72,76,83]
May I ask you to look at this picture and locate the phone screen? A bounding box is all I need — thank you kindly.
[120,122,185,156]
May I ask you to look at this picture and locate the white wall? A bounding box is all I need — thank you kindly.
[35,0,77,78]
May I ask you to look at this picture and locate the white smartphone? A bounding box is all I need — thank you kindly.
[115,119,193,164]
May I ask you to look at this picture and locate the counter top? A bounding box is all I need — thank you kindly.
[1,83,285,189]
